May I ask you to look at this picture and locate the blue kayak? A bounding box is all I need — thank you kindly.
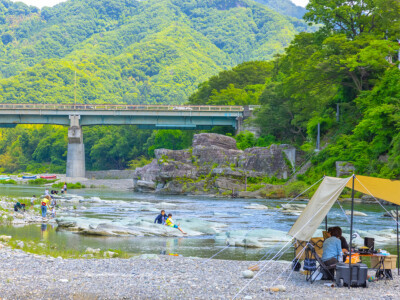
[22,175,37,179]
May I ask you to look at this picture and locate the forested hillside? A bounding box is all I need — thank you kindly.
[0,0,309,104]
[254,0,306,19]
[0,0,314,174]
[189,0,400,181]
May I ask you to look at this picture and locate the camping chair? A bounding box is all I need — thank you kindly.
[305,244,336,284]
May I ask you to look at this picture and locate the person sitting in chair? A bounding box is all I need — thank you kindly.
[328,226,349,253]
[322,226,342,267]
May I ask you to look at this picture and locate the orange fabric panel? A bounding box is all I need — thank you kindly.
[346,175,400,206]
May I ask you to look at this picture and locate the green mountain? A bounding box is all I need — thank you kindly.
[0,0,311,104]
[254,0,306,19]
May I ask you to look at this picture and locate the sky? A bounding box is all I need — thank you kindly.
[12,0,309,9]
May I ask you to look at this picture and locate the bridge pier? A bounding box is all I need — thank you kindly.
[66,115,86,178]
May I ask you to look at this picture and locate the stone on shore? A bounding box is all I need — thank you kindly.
[242,270,254,279]
[85,247,100,254]
[265,285,286,292]
[0,235,12,242]
[248,265,260,271]
[103,251,117,258]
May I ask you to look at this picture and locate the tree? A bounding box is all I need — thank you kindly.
[305,0,400,39]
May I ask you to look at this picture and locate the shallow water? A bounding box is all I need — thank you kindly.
[1,184,399,261]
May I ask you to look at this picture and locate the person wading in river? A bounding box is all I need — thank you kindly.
[41,196,50,218]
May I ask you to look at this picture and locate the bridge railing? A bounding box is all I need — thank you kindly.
[0,103,244,112]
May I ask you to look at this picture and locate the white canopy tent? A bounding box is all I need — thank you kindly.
[288,176,351,241]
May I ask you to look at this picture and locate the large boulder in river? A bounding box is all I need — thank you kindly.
[133,133,300,196]
[56,219,77,228]
[134,159,159,182]
[240,145,294,177]
[192,133,243,166]
[155,149,192,164]
[192,133,237,150]
[157,161,197,181]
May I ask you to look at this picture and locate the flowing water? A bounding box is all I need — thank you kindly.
[0,184,399,261]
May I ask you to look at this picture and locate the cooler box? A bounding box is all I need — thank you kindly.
[336,263,368,287]
[370,255,397,269]
[294,238,324,260]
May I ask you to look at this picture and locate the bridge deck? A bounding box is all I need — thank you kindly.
[0,104,243,112]
[0,104,243,129]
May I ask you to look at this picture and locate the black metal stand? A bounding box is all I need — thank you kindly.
[348,175,355,288]
[397,205,399,276]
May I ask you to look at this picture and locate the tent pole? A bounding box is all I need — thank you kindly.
[349,174,355,288]
[325,215,328,231]
[397,205,399,276]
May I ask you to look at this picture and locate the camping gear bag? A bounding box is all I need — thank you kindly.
[336,262,368,287]
[303,258,317,271]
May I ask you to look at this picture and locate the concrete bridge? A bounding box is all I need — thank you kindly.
[0,104,247,177]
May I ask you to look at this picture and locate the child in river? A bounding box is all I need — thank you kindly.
[30,195,36,206]
[51,206,56,218]
[165,214,187,234]
[154,210,167,224]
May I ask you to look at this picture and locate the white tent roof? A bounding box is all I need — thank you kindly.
[288,176,351,241]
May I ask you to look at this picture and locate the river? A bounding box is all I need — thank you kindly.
[0,184,399,261]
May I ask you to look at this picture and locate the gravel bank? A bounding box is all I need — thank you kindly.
[0,246,399,299]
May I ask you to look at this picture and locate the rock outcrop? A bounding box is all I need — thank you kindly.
[133,133,297,196]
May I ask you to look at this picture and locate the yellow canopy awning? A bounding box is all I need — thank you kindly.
[346,175,400,206]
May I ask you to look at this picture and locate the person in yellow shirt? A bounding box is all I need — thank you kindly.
[165,214,187,234]
[41,195,50,218]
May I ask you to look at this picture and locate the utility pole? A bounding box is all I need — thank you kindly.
[398,39,400,70]
[74,70,77,109]
[336,103,340,122]
[316,122,320,151]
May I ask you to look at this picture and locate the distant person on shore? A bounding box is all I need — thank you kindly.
[154,210,168,225]
[30,195,36,206]
[51,198,57,208]
[63,182,67,194]
[14,201,24,212]
[41,195,50,218]
[165,214,187,234]
[44,188,49,196]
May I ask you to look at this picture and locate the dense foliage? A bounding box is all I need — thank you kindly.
[0,125,196,173]
[5,0,399,182]
[254,0,306,19]
[189,0,400,180]
[0,0,309,105]
[0,0,311,173]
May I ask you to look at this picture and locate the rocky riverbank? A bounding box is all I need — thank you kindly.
[133,133,302,198]
[0,196,58,225]
[0,244,399,299]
